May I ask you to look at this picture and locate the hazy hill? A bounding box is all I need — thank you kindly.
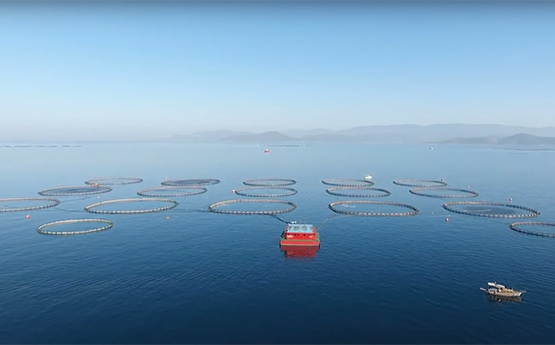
[168,124,555,144]
[221,131,295,143]
[437,133,555,146]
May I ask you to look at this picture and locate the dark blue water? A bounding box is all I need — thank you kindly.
[1,143,555,344]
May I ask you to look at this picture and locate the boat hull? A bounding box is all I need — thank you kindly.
[279,240,320,246]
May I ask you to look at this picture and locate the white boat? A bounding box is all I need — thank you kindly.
[364,175,373,180]
[480,282,525,297]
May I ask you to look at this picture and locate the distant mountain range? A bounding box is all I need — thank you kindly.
[169,124,555,146]
[436,133,555,146]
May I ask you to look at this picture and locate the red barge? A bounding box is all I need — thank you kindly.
[280,223,320,247]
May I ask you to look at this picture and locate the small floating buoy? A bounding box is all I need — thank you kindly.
[26,214,30,219]
[445,217,450,222]
[509,198,513,202]
[166,216,170,220]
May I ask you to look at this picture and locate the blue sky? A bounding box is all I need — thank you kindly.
[2,1,555,140]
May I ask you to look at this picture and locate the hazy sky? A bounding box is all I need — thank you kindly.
[2,1,555,140]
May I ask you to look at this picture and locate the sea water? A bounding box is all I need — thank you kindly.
[1,142,554,343]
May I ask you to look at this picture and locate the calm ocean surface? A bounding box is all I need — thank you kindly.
[1,142,555,344]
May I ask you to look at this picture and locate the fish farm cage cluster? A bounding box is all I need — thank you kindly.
[1,176,553,238]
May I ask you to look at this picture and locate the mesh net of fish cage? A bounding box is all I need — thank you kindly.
[233,187,298,197]
[161,178,220,186]
[328,200,419,217]
[137,186,207,197]
[442,201,540,219]
[85,177,143,185]
[326,187,391,198]
[37,219,114,236]
[509,222,555,238]
[322,178,374,187]
[409,187,478,199]
[208,199,297,215]
[38,185,112,196]
[393,179,447,187]
[0,197,61,213]
[84,198,178,214]
[242,178,297,187]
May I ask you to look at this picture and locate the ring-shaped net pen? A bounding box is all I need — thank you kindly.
[393,179,447,187]
[39,185,112,196]
[328,200,419,217]
[322,178,374,187]
[85,177,143,185]
[509,222,555,238]
[37,218,114,236]
[409,187,478,198]
[442,201,540,219]
[161,178,220,186]
[137,186,207,197]
[243,178,297,187]
[209,199,296,215]
[326,187,391,198]
[0,197,60,212]
[233,187,298,197]
[84,198,178,214]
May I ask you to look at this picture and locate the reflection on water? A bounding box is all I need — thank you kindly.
[280,245,320,258]
[486,295,523,303]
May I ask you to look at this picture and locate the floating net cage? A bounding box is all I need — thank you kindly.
[85,177,143,186]
[409,187,478,199]
[243,178,297,187]
[509,222,555,238]
[233,187,298,197]
[161,178,220,186]
[0,197,60,213]
[393,179,447,187]
[37,219,114,236]
[39,185,112,196]
[328,201,419,217]
[137,186,207,197]
[442,201,540,219]
[326,187,391,198]
[84,198,179,214]
[208,199,297,215]
[322,178,374,187]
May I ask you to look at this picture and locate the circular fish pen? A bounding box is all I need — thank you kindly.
[161,178,220,186]
[37,219,114,236]
[328,201,419,217]
[442,201,540,219]
[322,178,374,187]
[85,177,143,185]
[326,187,391,198]
[509,222,555,238]
[409,187,478,199]
[243,178,297,187]
[137,186,207,197]
[393,179,447,187]
[38,185,112,196]
[233,187,298,197]
[208,199,296,215]
[0,197,60,213]
[84,198,178,214]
